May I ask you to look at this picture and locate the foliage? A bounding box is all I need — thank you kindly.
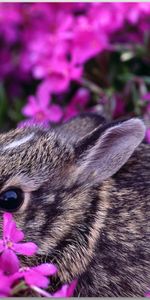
[0,3,149,141]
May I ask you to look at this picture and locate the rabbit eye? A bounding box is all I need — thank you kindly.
[0,188,24,212]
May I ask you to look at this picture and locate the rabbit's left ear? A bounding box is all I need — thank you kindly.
[73,119,146,185]
[55,113,106,143]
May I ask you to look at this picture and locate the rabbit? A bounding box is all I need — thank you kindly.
[0,113,149,297]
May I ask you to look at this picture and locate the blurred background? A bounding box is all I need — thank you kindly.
[0,2,149,142]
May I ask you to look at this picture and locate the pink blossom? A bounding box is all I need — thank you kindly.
[88,3,124,35]
[123,3,141,24]
[13,263,57,290]
[0,3,22,44]
[0,270,16,297]
[31,279,77,298]
[33,59,83,93]
[72,16,107,64]
[146,291,150,297]
[52,279,77,297]
[123,3,150,25]
[20,5,74,77]
[22,81,63,124]
[64,88,90,121]
[0,213,37,274]
[142,92,150,102]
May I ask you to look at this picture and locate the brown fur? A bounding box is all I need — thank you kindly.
[0,113,149,296]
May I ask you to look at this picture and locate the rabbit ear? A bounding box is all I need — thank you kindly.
[55,113,106,143]
[73,118,146,185]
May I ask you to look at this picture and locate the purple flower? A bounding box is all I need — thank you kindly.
[31,279,77,298]
[52,279,77,297]
[123,3,150,25]
[88,3,124,35]
[0,3,22,44]
[22,81,63,124]
[72,16,107,64]
[0,270,16,297]
[20,5,74,83]
[13,263,57,289]
[142,92,150,102]
[0,213,37,274]
[32,59,82,93]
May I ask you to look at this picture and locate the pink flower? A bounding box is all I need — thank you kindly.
[22,81,63,124]
[88,3,124,35]
[31,279,77,298]
[142,92,150,102]
[0,213,37,274]
[122,3,150,25]
[13,263,57,290]
[0,270,16,297]
[72,16,107,64]
[23,5,73,57]
[52,279,77,297]
[33,59,83,93]
[64,88,90,121]
[0,3,22,44]
[146,291,150,297]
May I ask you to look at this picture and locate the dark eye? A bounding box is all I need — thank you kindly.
[0,188,24,212]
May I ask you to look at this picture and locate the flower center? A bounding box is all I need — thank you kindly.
[6,241,13,249]
[36,111,45,121]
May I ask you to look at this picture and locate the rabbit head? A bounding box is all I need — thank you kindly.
[0,114,146,283]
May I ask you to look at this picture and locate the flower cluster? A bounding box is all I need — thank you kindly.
[0,213,76,297]
[0,3,149,142]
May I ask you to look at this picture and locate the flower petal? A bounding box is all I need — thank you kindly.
[66,279,77,297]
[52,280,77,297]
[11,224,24,243]
[25,270,49,288]
[0,270,13,296]
[3,213,13,239]
[14,242,38,256]
[0,293,9,297]
[37,80,51,107]
[22,96,38,117]
[0,249,19,274]
[47,104,63,122]
[52,284,68,297]
[33,263,57,276]
[3,213,24,243]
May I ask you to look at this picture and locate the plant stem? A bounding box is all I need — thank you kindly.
[11,280,27,295]
[82,78,104,96]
